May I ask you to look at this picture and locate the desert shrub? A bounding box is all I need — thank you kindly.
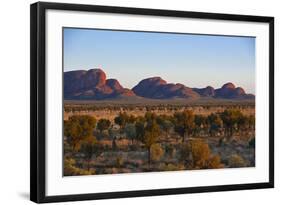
[64,157,93,176]
[80,136,102,171]
[111,168,119,174]
[180,140,223,169]
[116,156,124,168]
[207,155,224,169]
[189,140,210,168]
[228,154,247,168]
[181,140,210,168]
[150,144,164,162]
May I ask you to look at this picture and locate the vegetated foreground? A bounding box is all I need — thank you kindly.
[64,100,255,176]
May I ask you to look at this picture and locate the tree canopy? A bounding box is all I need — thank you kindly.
[64,115,97,151]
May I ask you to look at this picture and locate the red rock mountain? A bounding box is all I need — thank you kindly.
[64,69,254,100]
[193,86,215,97]
[132,77,200,99]
[64,69,135,100]
[214,82,254,99]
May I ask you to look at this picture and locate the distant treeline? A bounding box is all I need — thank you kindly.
[64,103,255,113]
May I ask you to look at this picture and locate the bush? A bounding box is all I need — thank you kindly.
[207,155,224,169]
[181,140,211,169]
[150,144,164,162]
[64,157,93,176]
[228,154,247,168]
[116,156,124,168]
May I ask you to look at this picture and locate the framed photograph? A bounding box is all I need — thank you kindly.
[30,2,274,203]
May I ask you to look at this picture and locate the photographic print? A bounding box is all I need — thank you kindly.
[63,28,256,176]
[31,2,274,202]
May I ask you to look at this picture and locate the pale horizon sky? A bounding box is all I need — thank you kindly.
[64,28,255,94]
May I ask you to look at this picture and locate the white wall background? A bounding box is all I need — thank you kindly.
[0,0,279,204]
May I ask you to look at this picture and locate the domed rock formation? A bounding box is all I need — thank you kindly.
[106,79,123,90]
[64,68,254,100]
[221,82,236,90]
[132,77,166,98]
[214,83,253,99]
[132,77,200,99]
[234,87,246,95]
[85,69,106,87]
[64,68,136,100]
[193,86,215,97]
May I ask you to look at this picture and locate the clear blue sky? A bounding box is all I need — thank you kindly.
[64,28,255,94]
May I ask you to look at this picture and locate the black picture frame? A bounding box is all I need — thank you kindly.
[30,1,274,203]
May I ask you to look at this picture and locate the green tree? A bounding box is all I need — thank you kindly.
[64,115,97,151]
[145,112,157,121]
[124,123,137,144]
[97,119,111,133]
[207,113,223,137]
[228,154,247,168]
[220,109,243,139]
[135,121,145,142]
[194,115,207,136]
[174,110,195,142]
[156,115,173,139]
[142,120,160,165]
[80,136,102,171]
[114,112,129,129]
